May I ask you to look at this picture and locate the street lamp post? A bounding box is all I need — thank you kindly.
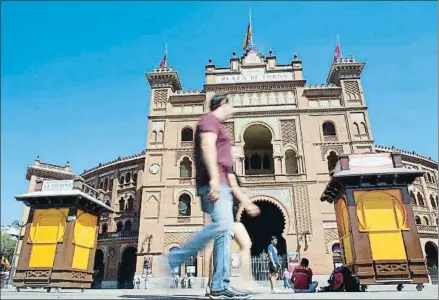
[8,221,26,286]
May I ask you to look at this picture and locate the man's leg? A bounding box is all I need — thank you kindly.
[210,184,234,292]
[167,185,233,272]
[296,281,319,293]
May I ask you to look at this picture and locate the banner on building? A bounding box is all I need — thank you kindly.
[287,251,300,272]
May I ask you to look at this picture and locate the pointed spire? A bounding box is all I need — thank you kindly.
[249,7,254,47]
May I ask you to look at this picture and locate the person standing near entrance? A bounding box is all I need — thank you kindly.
[268,236,281,293]
[164,93,250,300]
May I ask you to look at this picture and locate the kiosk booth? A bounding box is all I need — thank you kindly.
[320,152,430,291]
[13,178,114,292]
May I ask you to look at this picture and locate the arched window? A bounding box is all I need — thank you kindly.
[126,173,131,183]
[327,151,339,172]
[332,243,341,254]
[415,216,421,225]
[119,176,125,185]
[179,157,193,178]
[322,121,336,136]
[430,195,437,209]
[119,199,125,212]
[285,149,298,175]
[99,181,104,189]
[427,173,432,183]
[151,131,157,143]
[125,220,132,231]
[133,173,137,184]
[109,178,113,189]
[158,130,164,143]
[101,223,108,234]
[181,128,194,142]
[178,194,191,216]
[417,192,425,206]
[250,154,261,170]
[126,196,134,211]
[104,178,108,189]
[360,122,368,135]
[353,122,360,135]
[410,191,417,205]
[422,216,430,225]
[116,221,123,232]
[262,155,271,170]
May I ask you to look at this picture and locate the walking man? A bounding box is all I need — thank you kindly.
[268,236,281,293]
[166,93,250,300]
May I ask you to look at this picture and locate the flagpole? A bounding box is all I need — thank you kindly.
[249,7,253,46]
[336,35,342,58]
[165,43,168,67]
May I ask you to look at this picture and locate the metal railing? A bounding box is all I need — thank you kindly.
[429,265,438,285]
[250,251,286,281]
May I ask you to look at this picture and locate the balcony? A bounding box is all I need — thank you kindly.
[98,231,139,242]
[416,225,438,235]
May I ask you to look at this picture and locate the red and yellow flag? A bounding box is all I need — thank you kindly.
[242,23,252,50]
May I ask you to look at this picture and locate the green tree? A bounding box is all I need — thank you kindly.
[1,233,17,265]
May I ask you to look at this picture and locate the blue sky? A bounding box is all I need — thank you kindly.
[1,1,437,225]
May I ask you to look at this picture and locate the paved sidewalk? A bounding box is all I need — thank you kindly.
[1,285,437,299]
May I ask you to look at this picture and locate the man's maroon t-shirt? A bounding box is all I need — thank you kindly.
[194,113,232,188]
[292,265,313,290]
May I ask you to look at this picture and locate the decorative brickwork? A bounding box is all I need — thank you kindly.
[280,120,297,147]
[324,228,339,254]
[320,144,344,160]
[293,185,313,234]
[224,122,235,142]
[163,232,194,250]
[153,89,168,110]
[175,150,195,165]
[343,81,361,101]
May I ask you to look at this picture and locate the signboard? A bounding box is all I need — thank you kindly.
[287,251,300,273]
[42,180,74,192]
[215,68,293,84]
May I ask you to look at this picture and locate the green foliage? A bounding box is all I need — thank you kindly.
[1,233,17,265]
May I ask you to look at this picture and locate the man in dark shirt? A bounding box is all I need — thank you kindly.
[291,258,318,293]
[167,94,250,300]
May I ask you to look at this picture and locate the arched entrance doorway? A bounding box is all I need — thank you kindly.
[92,249,105,289]
[117,246,137,289]
[425,241,438,268]
[240,200,286,281]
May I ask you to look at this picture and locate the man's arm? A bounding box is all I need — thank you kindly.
[228,173,251,206]
[200,132,220,181]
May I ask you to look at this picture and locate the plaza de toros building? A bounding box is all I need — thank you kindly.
[18,47,438,288]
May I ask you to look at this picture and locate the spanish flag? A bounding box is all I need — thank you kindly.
[242,22,252,51]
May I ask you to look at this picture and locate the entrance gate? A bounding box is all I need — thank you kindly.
[250,251,286,281]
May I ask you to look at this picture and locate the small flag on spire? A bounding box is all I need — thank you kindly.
[242,8,253,50]
[333,35,341,62]
[159,44,167,69]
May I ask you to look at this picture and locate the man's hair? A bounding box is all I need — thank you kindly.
[210,93,229,111]
[300,258,309,267]
[271,236,277,242]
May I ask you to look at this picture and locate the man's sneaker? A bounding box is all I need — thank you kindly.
[209,288,251,300]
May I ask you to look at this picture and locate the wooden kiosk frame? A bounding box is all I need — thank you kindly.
[13,178,114,292]
[320,152,430,291]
